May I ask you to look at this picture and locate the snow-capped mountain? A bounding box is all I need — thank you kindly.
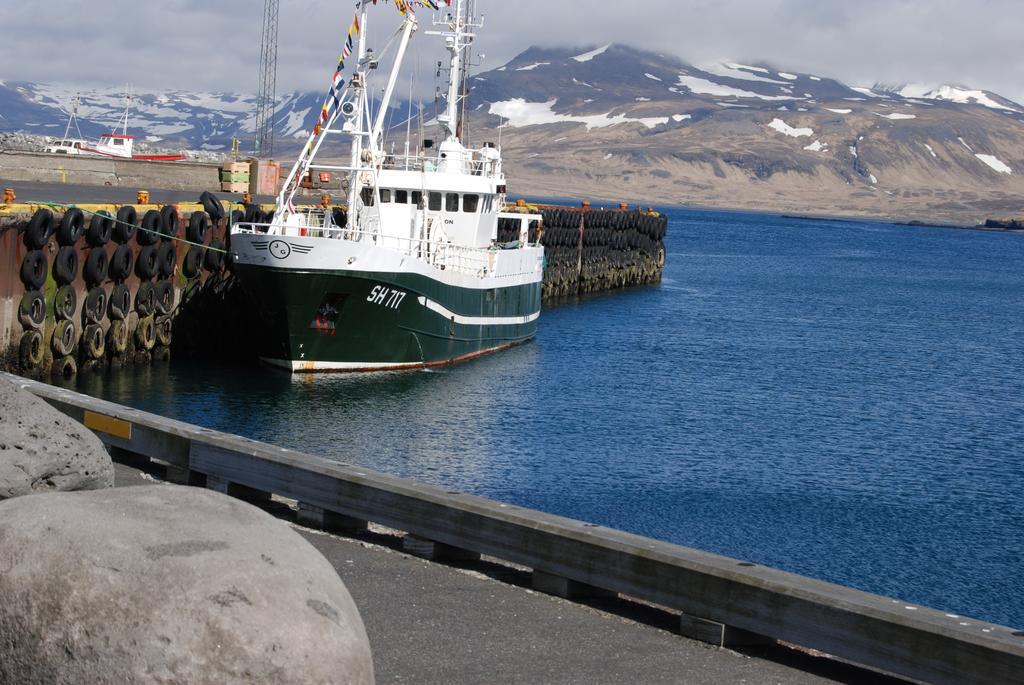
[3,43,1023,223]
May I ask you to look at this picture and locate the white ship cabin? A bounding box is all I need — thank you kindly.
[43,138,89,155]
[93,133,135,158]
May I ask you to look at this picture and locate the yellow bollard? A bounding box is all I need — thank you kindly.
[137,190,150,204]
[3,187,15,204]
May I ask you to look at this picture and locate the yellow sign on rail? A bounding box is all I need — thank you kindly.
[83,411,133,441]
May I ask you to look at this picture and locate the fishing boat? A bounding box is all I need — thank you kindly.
[230,0,544,372]
[43,91,186,162]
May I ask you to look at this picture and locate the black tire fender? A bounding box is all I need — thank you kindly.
[107,319,129,354]
[83,248,108,287]
[204,239,225,272]
[199,191,225,221]
[20,250,48,290]
[182,246,204,279]
[19,330,45,369]
[51,319,77,356]
[57,208,85,246]
[18,290,45,330]
[53,246,79,285]
[159,205,179,241]
[54,285,77,321]
[138,209,162,246]
[153,279,175,315]
[114,206,138,243]
[82,286,107,325]
[135,282,155,317]
[136,245,158,280]
[157,242,176,278]
[83,323,105,359]
[109,244,133,282]
[108,283,131,321]
[186,211,210,244]
[24,209,53,249]
[135,315,157,351]
[85,210,113,247]
[52,355,77,380]
[155,316,173,347]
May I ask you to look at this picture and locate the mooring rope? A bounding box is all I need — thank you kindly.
[26,200,231,253]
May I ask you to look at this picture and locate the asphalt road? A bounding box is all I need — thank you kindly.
[114,462,903,685]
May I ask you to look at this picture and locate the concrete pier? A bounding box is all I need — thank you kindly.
[8,372,1023,685]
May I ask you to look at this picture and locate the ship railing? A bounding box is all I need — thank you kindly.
[234,222,496,278]
[380,154,495,177]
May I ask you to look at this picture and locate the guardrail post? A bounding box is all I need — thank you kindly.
[402,535,480,562]
[297,503,368,534]
[206,476,271,502]
[678,614,774,648]
[531,571,616,601]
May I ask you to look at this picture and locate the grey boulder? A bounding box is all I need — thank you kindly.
[0,376,114,498]
[0,485,374,685]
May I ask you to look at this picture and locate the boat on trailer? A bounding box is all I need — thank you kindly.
[230,0,544,373]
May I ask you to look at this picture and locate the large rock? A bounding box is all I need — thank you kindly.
[0,376,114,498]
[0,485,374,685]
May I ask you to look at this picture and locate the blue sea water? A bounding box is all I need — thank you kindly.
[74,207,1024,628]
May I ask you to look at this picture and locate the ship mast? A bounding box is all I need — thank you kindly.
[431,0,480,143]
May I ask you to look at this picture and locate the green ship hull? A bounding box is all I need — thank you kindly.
[234,264,542,372]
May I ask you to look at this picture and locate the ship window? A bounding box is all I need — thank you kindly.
[445,193,459,212]
[428,192,442,211]
[463,194,479,213]
[113,138,124,146]
[395,190,408,204]
[56,149,67,154]
[412,191,424,207]
[380,189,392,203]
[360,187,376,206]
[73,142,82,148]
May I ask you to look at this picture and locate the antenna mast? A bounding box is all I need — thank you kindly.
[254,0,280,157]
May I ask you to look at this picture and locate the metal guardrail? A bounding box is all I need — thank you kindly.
[6,372,1023,685]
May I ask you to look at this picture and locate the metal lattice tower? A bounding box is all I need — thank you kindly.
[254,0,280,157]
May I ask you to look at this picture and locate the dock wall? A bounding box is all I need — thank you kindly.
[0,151,220,191]
[7,372,1023,685]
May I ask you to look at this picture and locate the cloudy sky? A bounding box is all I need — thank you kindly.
[4,0,1023,102]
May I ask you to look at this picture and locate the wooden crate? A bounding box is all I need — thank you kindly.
[220,181,249,193]
[220,171,250,183]
[223,161,250,174]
